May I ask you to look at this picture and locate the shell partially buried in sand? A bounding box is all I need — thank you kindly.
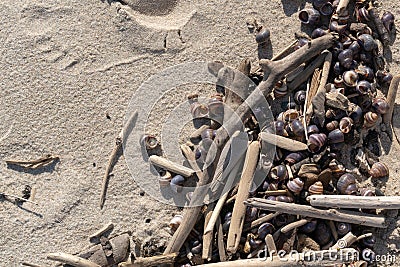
[119,0,196,31]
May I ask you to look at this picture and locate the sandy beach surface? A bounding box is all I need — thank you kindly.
[1,0,400,266]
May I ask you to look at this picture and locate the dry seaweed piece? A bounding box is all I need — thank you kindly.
[5,154,59,169]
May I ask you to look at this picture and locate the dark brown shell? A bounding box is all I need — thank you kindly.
[270,165,289,181]
[337,173,357,195]
[308,181,324,195]
[339,117,353,134]
[328,129,345,144]
[284,152,306,165]
[372,98,390,115]
[369,162,389,178]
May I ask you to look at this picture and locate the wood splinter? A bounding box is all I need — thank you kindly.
[5,154,59,170]
[100,110,138,209]
[149,155,195,178]
[307,195,400,209]
[89,222,114,240]
[119,253,178,267]
[47,252,101,267]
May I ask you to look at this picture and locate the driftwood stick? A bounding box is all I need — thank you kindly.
[148,155,195,177]
[216,215,227,262]
[47,253,101,267]
[368,7,390,46]
[119,253,178,267]
[100,110,138,209]
[245,198,387,228]
[260,190,288,196]
[383,75,400,124]
[331,232,358,250]
[196,248,358,267]
[204,161,244,234]
[271,40,298,61]
[287,51,328,92]
[307,195,400,209]
[0,192,38,205]
[280,218,309,234]
[202,203,216,261]
[265,234,277,256]
[5,154,59,169]
[190,125,210,144]
[21,262,44,267]
[165,34,335,256]
[227,141,260,254]
[180,144,203,177]
[243,212,281,232]
[89,222,114,240]
[259,132,308,151]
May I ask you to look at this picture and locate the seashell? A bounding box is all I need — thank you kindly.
[294,90,306,105]
[273,120,289,137]
[336,222,351,236]
[170,175,185,193]
[258,222,275,240]
[328,129,345,145]
[288,119,305,137]
[283,109,300,121]
[169,214,183,231]
[208,93,224,123]
[300,220,317,234]
[358,52,373,64]
[372,98,390,115]
[314,222,332,246]
[311,28,327,39]
[319,2,333,16]
[357,34,377,52]
[285,152,307,165]
[294,38,309,50]
[270,164,288,181]
[329,159,346,177]
[307,125,320,136]
[201,129,215,140]
[339,117,353,134]
[287,177,304,193]
[299,8,320,25]
[338,49,353,69]
[255,28,271,44]
[364,112,379,128]
[329,20,347,33]
[333,61,342,76]
[262,180,279,191]
[356,80,372,95]
[334,76,344,88]
[326,120,339,131]
[337,173,357,195]
[245,207,258,222]
[191,240,202,255]
[343,70,358,87]
[381,11,395,32]
[362,234,376,248]
[308,181,323,195]
[359,187,375,196]
[349,104,363,124]
[248,235,262,249]
[273,214,292,227]
[266,196,277,201]
[376,70,393,87]
[312,0,329,9]
[190,102,209,119]
[307,133,327,153]
[369,162,389,178]
[276,195,294,203]
[349,41,361,54]
[273,80,288,98]
[356,65,374,82]
[357,6,370,22]
[362,248,376,262]
[141,135,159,150]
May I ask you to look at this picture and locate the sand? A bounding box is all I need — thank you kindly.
[0,0,399,266]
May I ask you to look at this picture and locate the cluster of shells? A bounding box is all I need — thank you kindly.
[139,0,396,266]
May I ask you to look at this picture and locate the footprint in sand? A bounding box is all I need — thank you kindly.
[119,0,196,31]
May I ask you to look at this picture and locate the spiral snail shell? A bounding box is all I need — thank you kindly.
[314,222,332,246]
[170,175,185,193]
[307,133,327,153]
[308,181,324,195]
[336,222,352,236]
[300,220,317,234]
[359,187,375,197]
[288,119,305,137]
[169,214,183,232]
[294,90,306,105]
[369,162,389,178]
[276,195,294,203]
[285,152,307,165]
[376,70,393,87]
[326,120,339,131]
[357,6,370,22]
[283,109,300,121]
[287,177,304,193]
[141,135,160,150]
[255,28,271,44]
[343,70,359,87]
[329,159,346,177]
[159,171,173,187]
[299,8,320,25]
[372,98,390,115]
[381,11,395,32]
[337,173,358,195]
[357,34,377,52]
[307,125,320,136]
[364,112,379,128]
[328,129,345,144]
[258,222,275,240]
[339,117,353,134]
[270,164,289,181]
[273,80,288,98]
[356,80,372,95]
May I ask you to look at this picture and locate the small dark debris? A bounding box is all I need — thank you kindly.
[145,218,151,223]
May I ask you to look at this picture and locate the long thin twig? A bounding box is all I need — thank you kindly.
[100,110,138,209]
[47,253,101,267]
[383,74,400,124]
[0,192,38,205]
[5,154,59,169]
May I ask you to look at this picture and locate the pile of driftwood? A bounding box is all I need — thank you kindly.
[32,0,400,267]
